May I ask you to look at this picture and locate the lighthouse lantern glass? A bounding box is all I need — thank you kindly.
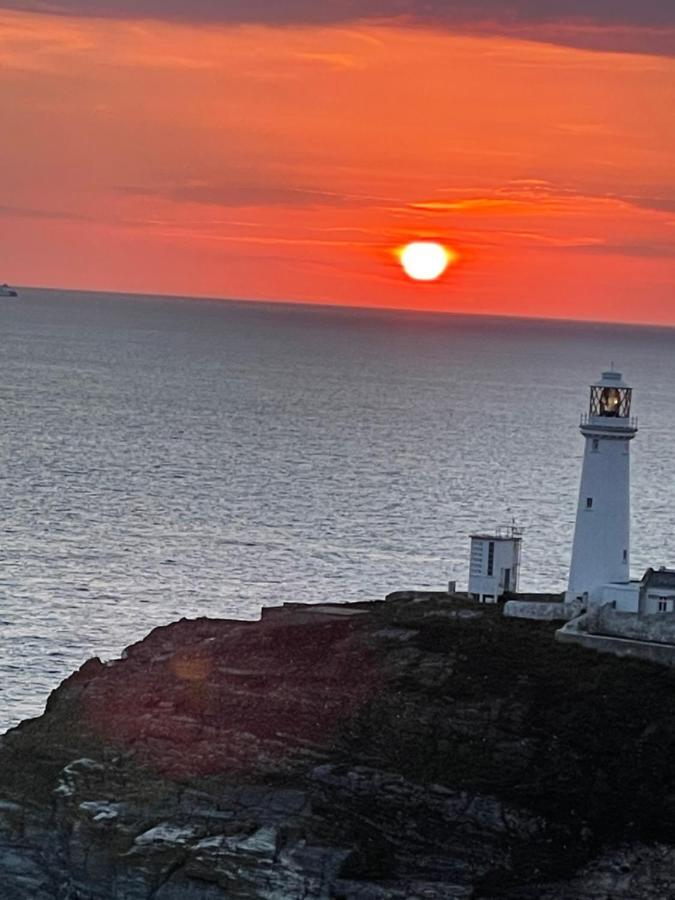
[589,385,632,418]
[600,387,620,416]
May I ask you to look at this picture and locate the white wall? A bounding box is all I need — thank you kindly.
[469,538,520,599]
[643,590,675,615]
[568,431,633,598]
[598,582,640,612]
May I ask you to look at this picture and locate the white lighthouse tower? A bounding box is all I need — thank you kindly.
[566,370,638,605]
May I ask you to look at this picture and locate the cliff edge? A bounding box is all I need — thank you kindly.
[2,594,675,898]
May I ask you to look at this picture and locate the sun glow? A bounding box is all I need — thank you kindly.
[399,242,455,282]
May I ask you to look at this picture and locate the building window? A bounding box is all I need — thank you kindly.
[592,438,599,452]
[586,497,593,509]
[659,600,670,613]
[487,542,495,576]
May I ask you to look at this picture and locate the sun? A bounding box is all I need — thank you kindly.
[399,242,455,282]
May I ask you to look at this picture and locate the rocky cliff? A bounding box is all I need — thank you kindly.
[2,594,675,898]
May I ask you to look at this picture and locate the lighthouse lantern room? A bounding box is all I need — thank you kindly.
[566,370,638,605]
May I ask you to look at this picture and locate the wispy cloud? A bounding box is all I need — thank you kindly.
[409,198,551,214]
[407,183,675,220]
[626,193,675,214]
[120,183,363,209]
[1,1,674,55]
[568,239,675,258]
[0,204,94,223]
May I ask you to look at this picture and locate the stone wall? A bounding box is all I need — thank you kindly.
[556,623,675,668]
[582,606,675,645]
[504,600,580,622]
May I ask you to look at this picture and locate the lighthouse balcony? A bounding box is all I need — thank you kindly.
[580,413,638,434]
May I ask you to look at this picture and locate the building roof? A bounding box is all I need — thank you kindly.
[640,568,675,590]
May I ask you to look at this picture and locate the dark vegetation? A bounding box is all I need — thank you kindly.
[334,598,675,887]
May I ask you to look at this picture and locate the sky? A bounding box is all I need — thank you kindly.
[1,1,674,323]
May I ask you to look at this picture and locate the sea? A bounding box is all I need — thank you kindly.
[2,287,675,730]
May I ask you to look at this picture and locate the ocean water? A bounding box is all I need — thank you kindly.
[2,287,675,730]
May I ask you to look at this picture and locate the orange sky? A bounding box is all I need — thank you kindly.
[1,8,674,323]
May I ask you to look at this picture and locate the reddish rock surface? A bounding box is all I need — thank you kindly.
[78,609,382,778]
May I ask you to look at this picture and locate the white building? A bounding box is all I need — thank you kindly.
[566,370,638,607]
[468,527,522,603]
[638,568,675,615]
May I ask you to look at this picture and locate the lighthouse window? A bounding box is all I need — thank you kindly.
[623,549,628,562]
[592,439,599,452]
[586,497,593,509]
[590,385,632,418]
[487,542,495,576]
[599,387,621,416]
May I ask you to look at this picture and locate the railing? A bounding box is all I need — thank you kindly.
[493,524,524,539]
[580,414,638,429]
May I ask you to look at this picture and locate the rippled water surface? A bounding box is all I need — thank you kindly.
[2,288,675,729]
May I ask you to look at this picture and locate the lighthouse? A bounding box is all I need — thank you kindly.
[566,370,638,605]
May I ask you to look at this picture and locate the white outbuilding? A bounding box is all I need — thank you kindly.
[468,526,522,603]
[638,568,675,615]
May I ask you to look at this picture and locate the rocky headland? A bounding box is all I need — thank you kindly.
[2,593,675,898]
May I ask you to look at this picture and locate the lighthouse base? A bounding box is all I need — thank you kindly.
[565,581,640,612]
[557,611,675,668]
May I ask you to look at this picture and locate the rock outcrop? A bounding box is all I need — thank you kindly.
[2,595,675,898]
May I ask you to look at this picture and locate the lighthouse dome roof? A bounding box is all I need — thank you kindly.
[593,370,628,388]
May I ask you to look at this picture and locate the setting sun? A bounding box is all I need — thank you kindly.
[400,242,456,282]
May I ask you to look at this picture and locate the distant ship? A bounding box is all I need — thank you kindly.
[0,284,18,297]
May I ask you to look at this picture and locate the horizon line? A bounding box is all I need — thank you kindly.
[16,282,675,333]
